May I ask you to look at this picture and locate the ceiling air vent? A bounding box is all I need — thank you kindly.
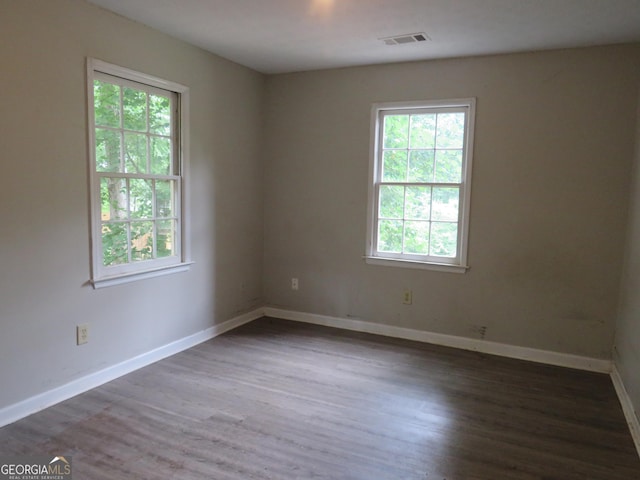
[381,33,430,46]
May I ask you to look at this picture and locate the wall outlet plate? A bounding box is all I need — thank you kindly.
[77,324,89,345]
[403,289,412,305]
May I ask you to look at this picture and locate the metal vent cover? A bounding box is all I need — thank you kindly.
[381,32,430,46]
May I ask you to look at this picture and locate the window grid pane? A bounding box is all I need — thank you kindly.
[376,109,466,259]
[98,172,180,265]
[93,80,121,128]
[94,75,179,270]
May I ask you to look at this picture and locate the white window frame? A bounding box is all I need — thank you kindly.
[87,58,192,288]
[365,98,476,273]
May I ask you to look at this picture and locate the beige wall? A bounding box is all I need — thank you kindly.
[2,0,640,418]
[616,86,640,420]
[0,0,264,409]
[263,45,640,358]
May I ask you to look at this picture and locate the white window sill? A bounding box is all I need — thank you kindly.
[364,256,468,273]
[91,262,194,289]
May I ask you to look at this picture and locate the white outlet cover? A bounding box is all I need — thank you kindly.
[77,325,89,345]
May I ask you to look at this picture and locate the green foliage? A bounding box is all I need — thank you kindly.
[378,220,403,252]
[382,150,407,182]
[94,80,120,128]
[95,128,121,172]
[405,187,430,220]
[431,222,458,257]
[151,137,171,175]
[379,186,404,219]
[129,179,153,219]
[157,220,174,258]
[408,150,434,182]
[432,187,459,222]
[101,223,128,266]
[435,113,464,148]
[131,221,153,262]
[149,94,171,135]
[155,181,174,217]
[435,150,462,183]
[100,178,126,220]
[409,114,436,148]
[94,78,175,267]
[404,221,430,254]
[123,87,147,132]
[383,115,409,149]
[378,111,465,258]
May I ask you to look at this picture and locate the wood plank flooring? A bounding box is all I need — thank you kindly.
[1,317,639,479]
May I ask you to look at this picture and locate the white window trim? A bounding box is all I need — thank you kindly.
[365,98,476,273]
[87,58,192,288]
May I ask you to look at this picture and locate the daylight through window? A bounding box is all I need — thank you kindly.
[87,59,190,287]
[367,99,475,272]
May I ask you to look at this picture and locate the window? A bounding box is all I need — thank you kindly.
[366,99,475,272]
[87,59,191,288]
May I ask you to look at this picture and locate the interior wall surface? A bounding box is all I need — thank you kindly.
[263,44,640,359]
[615,84,640,420]
[0,0,265,410]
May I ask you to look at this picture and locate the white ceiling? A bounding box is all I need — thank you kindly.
[87,0,640,74]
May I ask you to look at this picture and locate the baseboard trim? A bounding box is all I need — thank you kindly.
[1,305,622,434]
[0,308,263,428]
[611,365,640,458]
[264,307,612,373]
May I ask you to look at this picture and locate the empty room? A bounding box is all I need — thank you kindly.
[2,0,640,478]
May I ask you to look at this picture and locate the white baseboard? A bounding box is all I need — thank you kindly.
[611,365,640,458]
[0,308,263,428]
[268,307,639,459]
[0,304,624,440]
[264,307,612,373]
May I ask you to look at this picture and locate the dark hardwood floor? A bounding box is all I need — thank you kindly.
[1,317,639,479]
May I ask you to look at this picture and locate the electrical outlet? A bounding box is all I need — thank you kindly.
[291,278,299,290]
[403,289,412,305]
[77,324,89,345]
